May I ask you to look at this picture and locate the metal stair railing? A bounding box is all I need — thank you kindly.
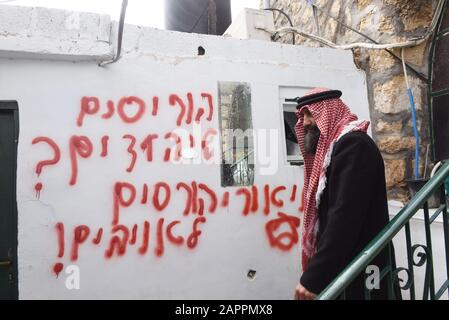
[317,160,449,300]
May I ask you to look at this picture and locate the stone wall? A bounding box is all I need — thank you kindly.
[264,0,437,202]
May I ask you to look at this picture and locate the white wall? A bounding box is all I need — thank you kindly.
[389,203,448,300]
[0,5,370,299]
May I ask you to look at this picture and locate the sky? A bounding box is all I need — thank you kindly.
[0,0,262,29]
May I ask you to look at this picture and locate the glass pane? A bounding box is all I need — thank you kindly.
[218,81,254,187]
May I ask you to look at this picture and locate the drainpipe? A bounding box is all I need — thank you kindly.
[99,0,128,67]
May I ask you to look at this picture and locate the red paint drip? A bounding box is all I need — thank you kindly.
[35,183,43,199]
[53,263,64,278]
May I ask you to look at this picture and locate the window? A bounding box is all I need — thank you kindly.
[279,86,309,166]
[218,81,255,187]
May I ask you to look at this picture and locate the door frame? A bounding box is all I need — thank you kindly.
[0,100,19,300]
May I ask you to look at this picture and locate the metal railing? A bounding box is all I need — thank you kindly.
[317,160,449,300]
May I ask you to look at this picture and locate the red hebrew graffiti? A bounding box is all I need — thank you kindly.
[177,182,193,215]
[201,93,214,121]
[112,182,137,225]
[123,134,138,173]
[140,134,158,162]
[105,225,130,258]
[152,97,159,116]
[166,220,184,245]
[221,191,229,208]
[76,92,214,127]
[69,135,93,186]
[32,137,61,176]
[48,181,301,273]
[236,188,252,216]
[138,221,150,255]
[32,136,61,196]
[187,217,206,249]
[77,97,100,127]
[169,93,190,126]
[100,136,109,157]
[153,182,171,212]
[201,128,217,161]
[117,96,146,123]
[263,184,270,215]
[55,222,65,258]
[290,184,297,202]
[93,228,103,245]
[198,183,217,213]
[265,212,301,251]
[251,186,259,213]
[44,92,303,271]
[164,132,182,162]
[155,218,165,257]
[102,100,115,119]
[271,186,287,208]
[299,187,305,212]
[71,225,90,261]
[129,224,138,245]
[141,183,149,204]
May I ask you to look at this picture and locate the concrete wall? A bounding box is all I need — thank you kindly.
[0,5,370,299]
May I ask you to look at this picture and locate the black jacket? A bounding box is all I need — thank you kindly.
[300,131,398,300]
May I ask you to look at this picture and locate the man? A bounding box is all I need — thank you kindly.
[292,88,396,300]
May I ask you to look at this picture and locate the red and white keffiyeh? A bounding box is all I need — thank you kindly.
[294,88,370,271]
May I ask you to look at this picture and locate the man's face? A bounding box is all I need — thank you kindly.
[302,108,320,155]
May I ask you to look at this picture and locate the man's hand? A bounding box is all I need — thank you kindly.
[294,283,317,300]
